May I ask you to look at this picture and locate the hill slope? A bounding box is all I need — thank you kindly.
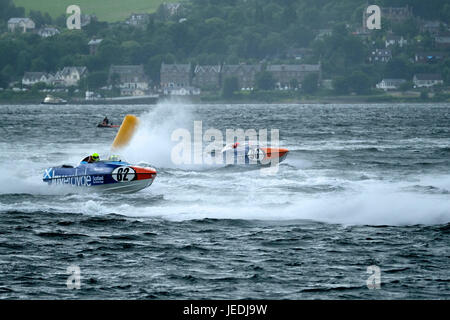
[13,0,177,22]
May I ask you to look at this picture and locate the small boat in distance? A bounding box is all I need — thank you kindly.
[41,94,67,105]
[97,123,120,128]
[97,116,119,128]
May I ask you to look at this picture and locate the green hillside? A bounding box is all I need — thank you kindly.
[13,0,177,22]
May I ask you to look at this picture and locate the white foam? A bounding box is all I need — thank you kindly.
[52,172,449,226]
[121,101,195,168]
[0,102,448,227]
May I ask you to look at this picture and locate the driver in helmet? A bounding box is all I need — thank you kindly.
[81,153,100,163]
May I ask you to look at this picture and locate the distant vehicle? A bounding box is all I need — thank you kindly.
[97,123,119,128]
[97,116,119,128]
[41,94,67,105]
[207,142,289,165]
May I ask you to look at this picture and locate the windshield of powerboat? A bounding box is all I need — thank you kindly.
[106,154,126,163]
[220,141,262,153]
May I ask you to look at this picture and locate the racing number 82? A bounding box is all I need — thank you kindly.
[116,167,129,181]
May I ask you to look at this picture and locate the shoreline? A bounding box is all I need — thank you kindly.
[1,99,449,106]
[1,94,449,105]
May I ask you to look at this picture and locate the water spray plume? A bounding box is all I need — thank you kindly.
[112,115,139,151]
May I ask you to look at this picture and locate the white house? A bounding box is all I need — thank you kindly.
[385,35,407,48]
[435,36,450,49]
[125,13,150,27]
[369,49,392,63]
[266,64,321,89]
[53,67,88,87]
[376,79,407,91]
[315,29,332,40]
[88,38,103,55]
[160,63,191,89]
[163,3,182,16]
[22,72,54,86]
[8,18,35,33]
[81,14,96,27]
[109,65,149,96]
[414,51,446,63]
[163,86,200,96]
[420,20,446,35]
[37,27,60,38]
[321,79,334,90]
[413,74,443,88]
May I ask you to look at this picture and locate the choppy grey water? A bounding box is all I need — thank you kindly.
[0,103,449,299]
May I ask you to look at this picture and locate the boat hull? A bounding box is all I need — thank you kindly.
[92,178,155,193]
[40,101,67,105]
[220,145,289,165]
[43,161,157,193]
[97,123,119,128]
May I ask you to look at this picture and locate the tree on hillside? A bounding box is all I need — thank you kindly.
[0,72,7,88]
[0,0,24,22]
[399,81,413,92]
[289,78,299,90]
[313,23,367,77]
[391,18,419,37]
[54,14,66,28]
[84,20,109,37]
[110,72,120,89]
[222,77,239,99]
[420,90,429,100]
[443,4,450,22]
[79,71,108,90]
[333,76,351,95]
[97,40,123,67]
[256,71,276,90]
[333,70,372,95]
[302,73,319,94]
[29,10,52,28]
[384,56,412,79]
[349,71,371,95]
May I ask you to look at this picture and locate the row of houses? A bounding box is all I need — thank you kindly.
[7,17,60,38]
[160,63,322,92]
[383,34,450,50]
[23,62,321,95]
[109,65,149,96]
[22,67,88,87]
[160,63,258,91]
[357,4,450,64]
[23,66,444,96]
[376,74,444,91]
[125,3,184,27]
[7,15,96,37]
[22,65,151,96]
[369,48,449,64]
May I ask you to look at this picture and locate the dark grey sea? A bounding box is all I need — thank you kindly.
[0,103,448,299]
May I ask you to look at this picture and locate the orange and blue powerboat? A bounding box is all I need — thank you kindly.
[43,115,157,193]
[43,158,157,193]
[219,142,289,165]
